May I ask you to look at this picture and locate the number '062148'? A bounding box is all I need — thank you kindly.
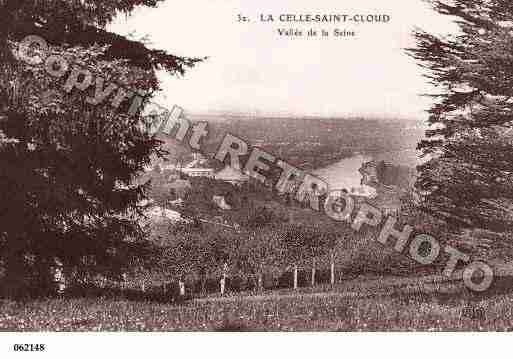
[13,344,46,352]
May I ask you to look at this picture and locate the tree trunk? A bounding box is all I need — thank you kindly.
[250,274,258,291]
[178,273,186,297]
[52,260,66,295]
[179,280,185,296]
[220,262,228,296]
[330,252,336,286]
[200,271,207,296]
[220,277,226,296]
[311,258,316,287]
[293,264,298,290]
[3,250,27,299]
[121,273,127,291]
[34,256,55,296]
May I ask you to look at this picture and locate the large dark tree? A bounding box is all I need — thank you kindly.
[0,0,202,296]
[408,0,513,231]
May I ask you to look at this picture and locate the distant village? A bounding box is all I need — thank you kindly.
[141,150,413,225]
[141,152,250,223]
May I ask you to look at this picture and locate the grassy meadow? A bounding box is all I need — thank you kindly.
[2,274,513,331]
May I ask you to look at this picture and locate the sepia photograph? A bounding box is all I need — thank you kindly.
[1,0,513,356]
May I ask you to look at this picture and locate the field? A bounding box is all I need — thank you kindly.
[2,274,513,331]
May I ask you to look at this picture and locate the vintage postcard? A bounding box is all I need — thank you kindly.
[0,0,512,356]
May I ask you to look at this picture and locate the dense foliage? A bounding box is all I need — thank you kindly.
[0,0,202,297]
[408,0,513,231]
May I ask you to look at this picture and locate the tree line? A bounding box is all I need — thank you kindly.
[155,206,352,296]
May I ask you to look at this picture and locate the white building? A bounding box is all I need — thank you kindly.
[180,167,214,178]
[214,166,250,186]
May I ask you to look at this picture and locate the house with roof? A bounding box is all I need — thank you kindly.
[214,165,250,186]
[180,167,215,178]
[179,153,215,178]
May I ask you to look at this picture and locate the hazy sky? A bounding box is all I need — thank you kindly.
[109,0,457,119]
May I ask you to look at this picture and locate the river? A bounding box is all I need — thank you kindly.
[312,154,377,197]
[312,149,422,197]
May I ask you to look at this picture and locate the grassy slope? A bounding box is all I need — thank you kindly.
[2,274,513,331]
